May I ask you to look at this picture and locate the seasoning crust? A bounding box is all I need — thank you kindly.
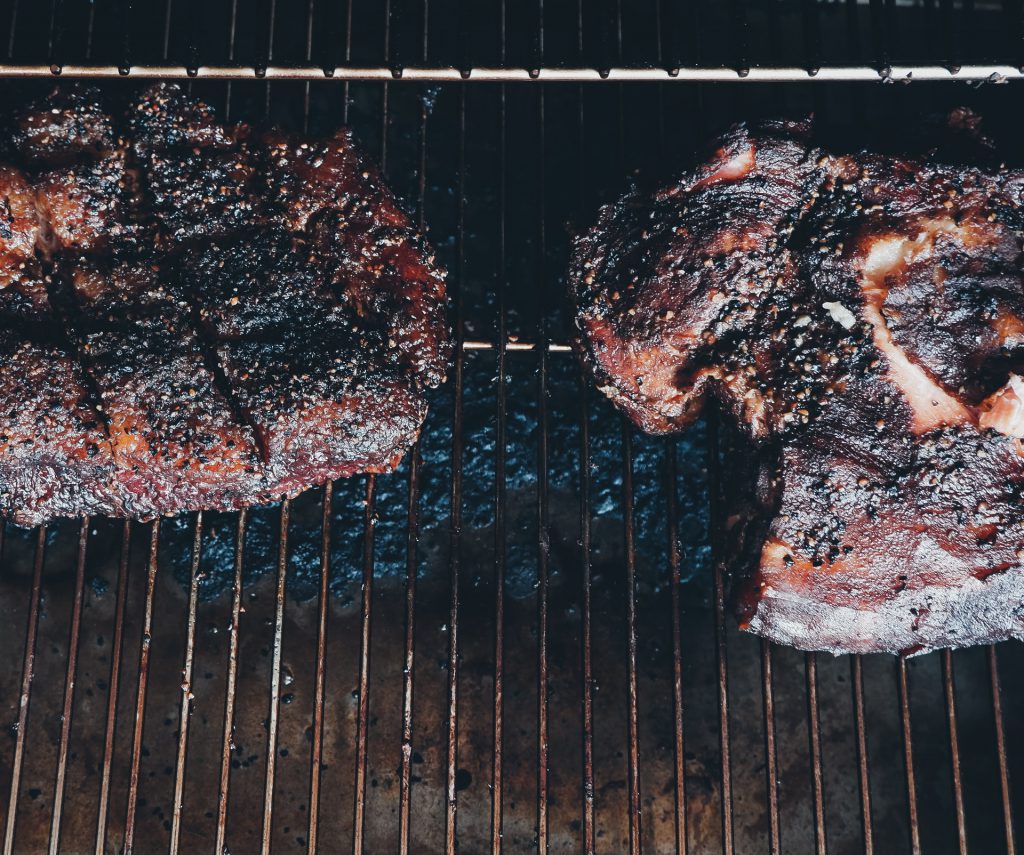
[0,84,451,526]
[570,118,1024,654]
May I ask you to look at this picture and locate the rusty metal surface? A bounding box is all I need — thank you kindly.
[0,501,1022,854]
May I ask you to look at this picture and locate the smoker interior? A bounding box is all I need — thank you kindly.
[0,1,1023,854]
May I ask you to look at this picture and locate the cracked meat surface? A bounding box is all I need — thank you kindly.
[0,84,450,526]
[570,118,1024,653]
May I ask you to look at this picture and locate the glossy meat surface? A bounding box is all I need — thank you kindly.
[182,231,340,340]
[570,119,1024,653]
[0,84,450,526]
[34,152,143,252]
[0,330,119,521]
[219,334,425,497]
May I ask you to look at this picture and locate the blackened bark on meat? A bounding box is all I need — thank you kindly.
[0,83,451,527]
[8,85,116,165]
[0,164,43,280]
[182,231,341,340]
[217,334,426,497]
[144,147,264,248]
[570,117,1024,654]
[81,313,266,519]
[0,331,119,521]
[126,84,244,153]
[570,120,828,437]
[34,152,146,253]
[264,129,450,387]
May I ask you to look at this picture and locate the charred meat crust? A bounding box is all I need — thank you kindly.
[569,120,828,437]
[0,83,451,526]
[0,330,120,520]
[570,117,1024,654]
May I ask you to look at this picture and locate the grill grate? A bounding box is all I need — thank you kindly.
[0,1,1021,854]
[0,0,1022,80]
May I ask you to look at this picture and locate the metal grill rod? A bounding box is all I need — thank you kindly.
[399,448,420,855]
[2,64,1024,82]
[123,521,161,855]
[305,486,331,853]
[95,521,132,855]
[444,84,468,855]
[536,79,552,855]
[665,442,687,855]
[124,15,177,847]
[169,513,204,854]
[708,414,734,855]
[490,2,509,847]
[398,7,430,848]
[578,377,596,855]
[215,509,246,855]
[806,652,827,855]
[213,18,244,827]
[214,23,247,853]
[897,656,922,855]
[576,20,596,847]
[259,499,290,855]
[47,518,89,855]
[46,0,63,70]
[621,424,643,855]
[340,0,354,125]
[761,640,781,855]
[294,1,329,828]
[851,655,875,853]
[352,476,377,853]
[3,526,46,855]
[989,646,1017,855]
[5,0,18,59]
[607,9,645,845]
[222,0,240,120]
[651,17,688,849]
[943,650,969,855]
[463,340,572,353]
[871,0,890,66]
[353,8,390,840]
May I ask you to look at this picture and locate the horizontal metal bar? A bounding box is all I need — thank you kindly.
[0,63,1021,82]
[463,339,573,353]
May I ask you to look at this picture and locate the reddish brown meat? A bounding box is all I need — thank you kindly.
[265,129,451,387]
[218,335,425,498]
[570,119,1024,654]
[0,164,42,283]
[0,84,450,526]
[34,152,143,252]
[0,331,119,521]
